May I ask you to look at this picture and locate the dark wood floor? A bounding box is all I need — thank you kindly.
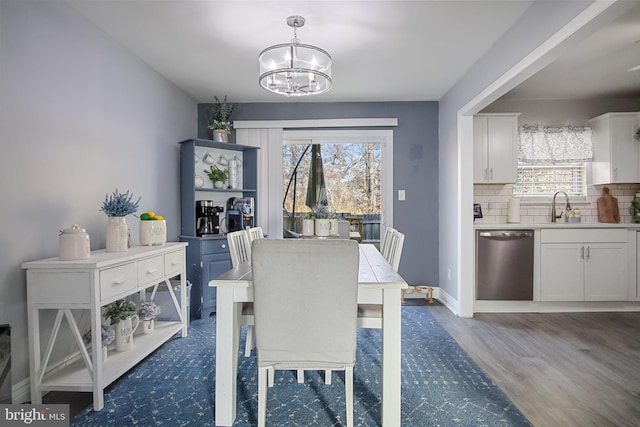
[427,302,640,427]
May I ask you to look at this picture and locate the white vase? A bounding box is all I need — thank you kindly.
[302,219,314,236]
[329,219,339,236]
[142,319,155,334]
[115,315,140,352]
[102,345,108,361]
[213,130,229,142]
[139,220,167,246]
[214,181,224,189]
[106,217,129,252]
[315,219,330,237]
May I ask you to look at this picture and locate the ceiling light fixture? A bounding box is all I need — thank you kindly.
[258,15,332,97]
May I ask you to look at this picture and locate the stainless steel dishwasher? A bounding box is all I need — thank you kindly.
[476,230,534,300]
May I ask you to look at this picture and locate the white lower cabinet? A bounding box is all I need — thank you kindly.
[539,229,628,301]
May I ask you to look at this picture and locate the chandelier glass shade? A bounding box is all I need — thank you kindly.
[259,16,332,97]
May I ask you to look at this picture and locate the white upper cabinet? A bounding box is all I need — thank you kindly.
[590,112,640,185]
[473,114,520,184]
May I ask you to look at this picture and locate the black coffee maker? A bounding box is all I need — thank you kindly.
[196,200,223,236]
[226,197,254,232]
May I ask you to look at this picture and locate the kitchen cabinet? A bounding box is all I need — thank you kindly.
[22,243,188,411]
[179,139,258,317]
[473,113,520,183]
[539,229,628,301]
[590,112,640,184]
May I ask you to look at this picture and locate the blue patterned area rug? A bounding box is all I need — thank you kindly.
[72,306,531,426]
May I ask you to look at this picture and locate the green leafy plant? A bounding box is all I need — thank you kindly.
[104,299,137,325]
[207,95,235,131]
[204,164,228,183]
[100,189,140,217]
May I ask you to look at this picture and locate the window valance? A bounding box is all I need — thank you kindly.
[518,124,592,164]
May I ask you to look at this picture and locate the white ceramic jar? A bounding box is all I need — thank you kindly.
[59,224,90,260]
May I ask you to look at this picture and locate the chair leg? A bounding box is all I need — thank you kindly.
[345,366,354,427]
[258,367,268,427]
[324,369,332,385]
[268,367,274,387]
[244,325,254,357]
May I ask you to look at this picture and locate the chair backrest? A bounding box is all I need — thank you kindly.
[227,229,251,268]
[380,226,395,259]
[246,226,264,242]
[386,229,405,272]
[252,239,360,370]
[337,220,350,239]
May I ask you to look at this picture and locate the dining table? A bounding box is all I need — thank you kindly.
[210,243,409,426]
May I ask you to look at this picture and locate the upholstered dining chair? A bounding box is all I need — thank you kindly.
[226,229,255,357]
[358,229,405,328]
[241,226,264,355]
[252,239,360,427]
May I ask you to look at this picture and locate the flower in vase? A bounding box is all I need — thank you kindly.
[83,324,115,347]
[100,189,141,217]
[138,300,161,321]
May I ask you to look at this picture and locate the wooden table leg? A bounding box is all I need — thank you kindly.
[215,287,241,426]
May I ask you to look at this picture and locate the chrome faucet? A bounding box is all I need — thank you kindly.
[551,191,572,222]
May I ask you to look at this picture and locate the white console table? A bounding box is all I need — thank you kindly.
[22,242,188,411]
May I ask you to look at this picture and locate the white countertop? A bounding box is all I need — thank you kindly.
[474,222,640,230]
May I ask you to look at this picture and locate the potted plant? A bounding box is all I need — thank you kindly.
[207,95,235,142]
[312,205,332,237]
[100,189,140,252]
[83,324,115,360]
[138,300,161,334]
[204,164,229,188]
[104,299,140,352]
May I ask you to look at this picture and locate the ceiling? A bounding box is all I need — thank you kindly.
[67,0,640,104]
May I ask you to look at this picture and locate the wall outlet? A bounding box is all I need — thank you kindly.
[398,189,406,200]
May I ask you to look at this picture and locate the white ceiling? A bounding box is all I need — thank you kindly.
[67,0,640,104]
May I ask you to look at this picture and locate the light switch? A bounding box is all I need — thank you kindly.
[398,189,406,201]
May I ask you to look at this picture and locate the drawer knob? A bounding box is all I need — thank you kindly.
[146,268,157,274]
[114,278,127,285]
[221,244,227,249]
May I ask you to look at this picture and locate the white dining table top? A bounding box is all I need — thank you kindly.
[210,243,408,290]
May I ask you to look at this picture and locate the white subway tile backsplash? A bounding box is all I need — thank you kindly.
[474,183,640,224]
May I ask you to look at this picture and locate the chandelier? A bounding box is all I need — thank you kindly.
[258,16,332,97]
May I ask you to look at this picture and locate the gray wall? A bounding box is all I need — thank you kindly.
[0,0,196,397]
[198,102,440,287]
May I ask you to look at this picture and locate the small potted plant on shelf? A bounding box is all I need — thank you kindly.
[104,299,139,352]
[82,324,115,360]
[207,95,235,143]
[138,300,161,334]
[100,189,140,252]
[204,164,229,188]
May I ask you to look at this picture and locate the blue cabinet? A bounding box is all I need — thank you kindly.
[179,139,259,317]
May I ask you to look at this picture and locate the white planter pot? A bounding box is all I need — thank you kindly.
[213,130,229,142]
[142,319,155,334]
[115,315,139,352]
[315,219,330,237]
[106,217,129,252]
[139,220,167,246]
[302,219,314,236]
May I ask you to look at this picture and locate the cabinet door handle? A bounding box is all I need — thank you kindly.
[586,246,590,260]
[221,244,227,249]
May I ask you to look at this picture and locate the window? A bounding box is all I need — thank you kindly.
[513,163,586,198]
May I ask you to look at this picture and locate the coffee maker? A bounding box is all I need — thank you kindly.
[196,200,223,236]
[226,197,254,232]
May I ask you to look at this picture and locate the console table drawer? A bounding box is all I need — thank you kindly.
[137,255,164,287]
[100,263,136,300]
[164,250,184,277]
